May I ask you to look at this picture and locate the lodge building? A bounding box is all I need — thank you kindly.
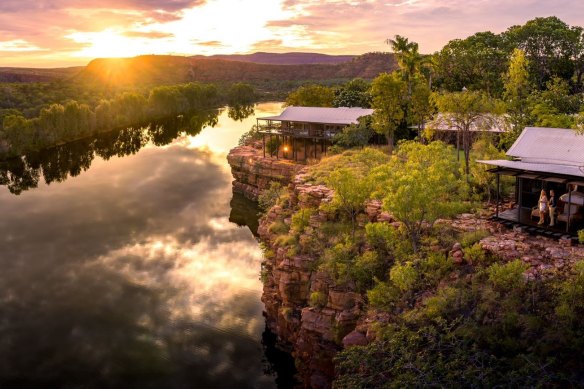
[256,106,374,160]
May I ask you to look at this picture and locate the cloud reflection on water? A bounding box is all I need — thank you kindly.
[0,123,277,387]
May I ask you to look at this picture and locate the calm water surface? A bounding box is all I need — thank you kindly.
[0,103,294,388]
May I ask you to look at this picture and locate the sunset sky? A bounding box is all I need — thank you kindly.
[1,0,583,68]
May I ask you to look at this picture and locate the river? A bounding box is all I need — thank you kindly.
[0,102,295,388]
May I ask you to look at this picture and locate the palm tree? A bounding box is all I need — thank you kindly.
[386,35,428,95]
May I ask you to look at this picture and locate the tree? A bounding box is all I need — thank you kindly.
[386,35,429,96]
[432,32,510,96]
[227,82,255,106]
[502,48,533,147]
[528,77,582,128]
[469,138,510,201]
[285,85,334,107]
[333,117,374,149]
[369,141,464,252]
[370,72,407,153]
[408,75,433,140]
[325,167,373,239]
[332,78,371,108]
[431,90,501,178]
[504,16,579,90]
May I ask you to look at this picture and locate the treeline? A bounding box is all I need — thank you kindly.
[0,82,254,157]
[0,110,220,194]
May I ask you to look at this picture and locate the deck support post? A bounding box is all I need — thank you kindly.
[496,173,500,218]
[567,188,572,233]
[517,178,523,223]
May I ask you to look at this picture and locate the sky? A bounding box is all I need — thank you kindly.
[0,0,583,68]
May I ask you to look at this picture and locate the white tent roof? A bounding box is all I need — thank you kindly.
[426,113,509,133]
[258,106,374,125]
[479,127,584,178]
[478,159,584,178]
[506,127,584,165]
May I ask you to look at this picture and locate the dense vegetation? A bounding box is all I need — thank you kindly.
[283,16,584,157]
[260,144,583,387]
[0,109,219,195]
[0,81,254,158]
[257,15,584,388]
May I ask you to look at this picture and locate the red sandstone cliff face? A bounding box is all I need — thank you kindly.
[257,172,396,388]
[227,145,303,201]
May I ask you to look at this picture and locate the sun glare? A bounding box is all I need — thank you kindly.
[66,0,304,59]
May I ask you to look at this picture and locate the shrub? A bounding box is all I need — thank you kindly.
[259,181,283,211]
[460,229,491,248]
[367,279,400,309]
[309,291,327,308]
[291,208,315,234]
[267,220,289,235]
[319,238,357,285]
[463,243,488,264]
[419,251,453,286]
[238,124,262,146]
[352,251,386,292]
[487,260,527,292]
[274,234,297,247]
[578,229,584,244]
[390,261,419,293]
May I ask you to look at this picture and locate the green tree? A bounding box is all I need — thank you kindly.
[387,35,430,96]
[333,116,374,149]
[369,141,465,252]
[502,48,533,147]
[325,167,373,239]
[528,77,582,128]
[431,90,501,178]
[332,78,371,108]
[504,16,579,90]
[227,82,255,106]
[285,85,334,107]
[408,75,433,139]
[432,31,510,96]
[370,72,407,153]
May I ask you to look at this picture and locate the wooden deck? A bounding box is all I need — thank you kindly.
[494,207,578,239]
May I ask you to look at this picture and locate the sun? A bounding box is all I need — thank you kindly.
[67,29,159,59]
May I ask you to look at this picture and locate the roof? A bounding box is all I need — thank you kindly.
[258,106,374,125]
[426,113,509,133]
[478,127,584,179]
[506,127,584,165]
[478,159,584,179]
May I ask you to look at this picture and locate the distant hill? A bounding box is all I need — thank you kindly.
[79,52,396,86]
[191,52,356,65]
[0,67,84,82]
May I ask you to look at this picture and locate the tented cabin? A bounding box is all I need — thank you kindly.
[425,113,509,146]
[479,127,584,236]
[256,106,374,160]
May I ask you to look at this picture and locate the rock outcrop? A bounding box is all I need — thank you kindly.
[227,144,303,201]
[258,171,381,388]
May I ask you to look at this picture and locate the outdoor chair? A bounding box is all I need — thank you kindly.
[557,203,583,225]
